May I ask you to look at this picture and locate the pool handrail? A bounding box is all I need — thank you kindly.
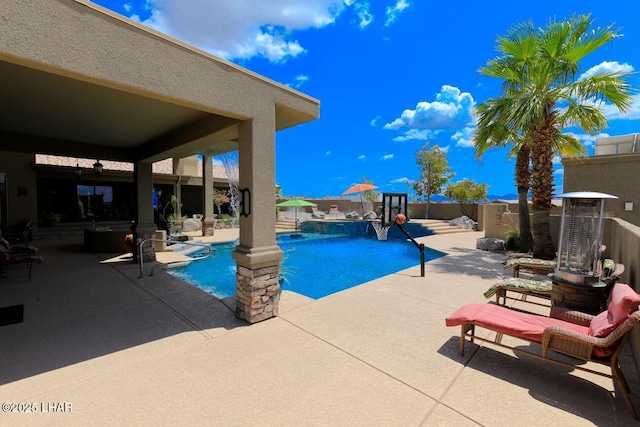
[138,238,214,278]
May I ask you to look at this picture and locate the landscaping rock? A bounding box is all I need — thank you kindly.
[450,215,476,230]
[476,237,505,252]
[363,211,377,219]
[345,211,360,219]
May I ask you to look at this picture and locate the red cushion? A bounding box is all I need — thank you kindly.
[609,283,640,324]
[446,303,588,342]
[588,311,614,338]
[589,283,640,337]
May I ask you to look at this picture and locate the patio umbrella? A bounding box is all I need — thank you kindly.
[276,199,317,234]
[342,183,378,217]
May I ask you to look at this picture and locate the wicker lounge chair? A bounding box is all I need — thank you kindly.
[0,245,42,281]
[505,257,556,277]
[488,259,624,308]
[446,282,640,419]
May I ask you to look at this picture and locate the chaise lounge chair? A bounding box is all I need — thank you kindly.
[446,282,640,419]
[505,257,556,278]
[0,245,43,281]
[486,259,624,308]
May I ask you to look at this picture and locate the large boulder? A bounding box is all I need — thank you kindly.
[311,210,325,219]
[363,211,377,220]
[450,215,476,230]
[345,211,360,219]
[476,237,505,252]
[182,218,202,231]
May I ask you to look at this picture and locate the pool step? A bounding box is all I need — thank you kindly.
[276,219,298,231]
[418,219,475,235]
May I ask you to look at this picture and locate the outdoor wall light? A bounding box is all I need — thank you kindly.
[93,160,103,179]
[73,161,82,179]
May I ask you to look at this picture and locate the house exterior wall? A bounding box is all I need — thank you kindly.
[0,151,38,228]
[563,154,640,227]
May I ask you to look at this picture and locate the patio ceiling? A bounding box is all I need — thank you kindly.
[0,59,241,163]
[0,2,319,165]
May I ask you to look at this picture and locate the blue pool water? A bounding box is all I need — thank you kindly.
[169,231,444,299]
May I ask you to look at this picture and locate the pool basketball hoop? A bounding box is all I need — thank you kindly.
[382,193,408,227]
[371,221,391,240]
[379,193,426,277]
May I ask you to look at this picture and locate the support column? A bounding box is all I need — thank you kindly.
[232,106,283,323]
[134,161,157,262]
[202,154,215,237]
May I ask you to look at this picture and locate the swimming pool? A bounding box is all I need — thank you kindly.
[169,231,445,299]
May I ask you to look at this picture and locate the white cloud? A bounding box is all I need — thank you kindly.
[384,85,476,142]
[286,74,309,88]
[123,3,133,12]
[552,154,561,165]
[579,61,634,80]
[381,154,394,160]
[391,129,437,142]
[391,177,409,183]
[353,2,374,28]
[554,168,564,176]
[370,116,380,127]
[325,151,331,156]
[451,126,476,148]
[138,0,347,63]
[384,85,476,130]
[358,154,366,160]
[385,0,410,26]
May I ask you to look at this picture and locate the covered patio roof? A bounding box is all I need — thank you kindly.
[0,0,319,163]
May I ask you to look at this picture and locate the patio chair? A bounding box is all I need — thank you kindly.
[504,257,556,278]
[446,282,640,419]
[0,229,38,256]
[487,259,624,308]
[0,245,43,281]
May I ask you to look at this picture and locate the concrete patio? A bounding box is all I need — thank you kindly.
[0,230,638,426]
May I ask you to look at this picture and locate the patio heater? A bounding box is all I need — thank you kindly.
[551,192,618,313]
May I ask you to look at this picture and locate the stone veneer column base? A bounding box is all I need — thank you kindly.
[134,223,157,263]
[235,264,281,323]
[202,219,215,237]
[232,245,283,323]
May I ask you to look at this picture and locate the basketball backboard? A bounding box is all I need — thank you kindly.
[381,193,408,227]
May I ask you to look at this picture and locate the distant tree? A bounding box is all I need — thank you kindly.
[212,188,230,216]
[474,15,633,259]
[411,143,454,218]
[444,179,487,219]
[361,175,380,204]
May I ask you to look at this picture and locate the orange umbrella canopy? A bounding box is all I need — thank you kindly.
[342,183,378,195]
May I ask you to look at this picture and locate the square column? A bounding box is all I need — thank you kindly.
[133,161,157,262]
[232,107,283,323]
[202,154,215,237]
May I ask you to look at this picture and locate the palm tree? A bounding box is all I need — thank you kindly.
[474,15,633,259]
[475,102,584,253]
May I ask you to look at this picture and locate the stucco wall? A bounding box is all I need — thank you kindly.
[607,218,640,373]
[0,151,38,227]
[1,0,318,128]
[563,154,640,227]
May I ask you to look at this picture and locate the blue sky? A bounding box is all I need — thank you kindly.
[92,0,640,199]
